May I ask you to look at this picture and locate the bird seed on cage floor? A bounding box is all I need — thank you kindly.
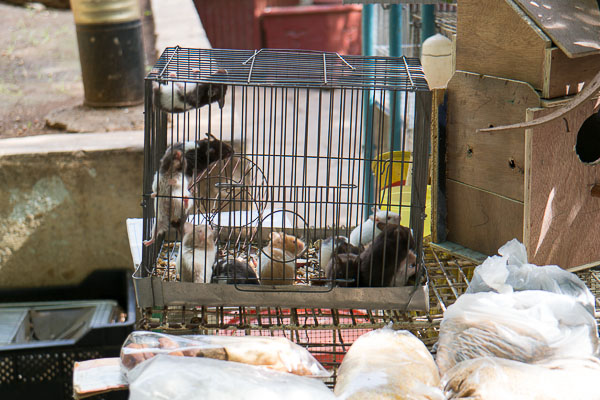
[154,239,325,285]
[155,242,180,281]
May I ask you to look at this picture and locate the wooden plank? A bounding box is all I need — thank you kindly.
[429,241,487,264]
[480,70,600,133]
[455,0,551,90]
[446,179,524,257]
[524,98,600,269]
[411,90,433,257]
[430,89,447,243]
[544,47,600,99]
[514,0,600,58]
[446,71,540,201]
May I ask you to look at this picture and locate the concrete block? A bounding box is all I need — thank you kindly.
[0,131,143,288]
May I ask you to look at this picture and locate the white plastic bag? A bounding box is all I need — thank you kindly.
[334,327,444,400]
[128,355,336,400]
[466,239,595,315]
[443,356,600,400]
[435,290,599,374]
[120,331,330,377]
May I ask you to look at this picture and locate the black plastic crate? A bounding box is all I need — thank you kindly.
[0,269,135,400]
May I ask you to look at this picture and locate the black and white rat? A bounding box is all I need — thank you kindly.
[176,222,217,283]
[183,133,234,178]
[154,69,228,113]
[211,257,259,285]
[144,145,191,247]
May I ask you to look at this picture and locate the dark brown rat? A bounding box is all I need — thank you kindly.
[357,223,417,287]
[211,258,259,285]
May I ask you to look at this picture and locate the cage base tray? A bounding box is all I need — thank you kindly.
[133,276,429,311]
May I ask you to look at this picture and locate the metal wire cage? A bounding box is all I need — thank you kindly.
[136,46,432,311]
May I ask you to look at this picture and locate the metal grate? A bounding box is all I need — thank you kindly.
[147,47,430,91]
[139,243,478,386]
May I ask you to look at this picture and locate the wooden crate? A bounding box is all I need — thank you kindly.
[431,71,600,269]
[455,0,600,99]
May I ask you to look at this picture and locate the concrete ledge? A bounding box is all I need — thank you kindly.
[151,0,211,52]
[0,131,144,156]
[0,132,144,288]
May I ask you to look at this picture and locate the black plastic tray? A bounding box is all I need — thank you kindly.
[0,269,135,400]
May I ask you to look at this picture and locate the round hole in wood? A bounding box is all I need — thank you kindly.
[508,159,516,169]
[575,110,600,164]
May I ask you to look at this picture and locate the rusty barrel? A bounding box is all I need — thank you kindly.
[71,0,145,107]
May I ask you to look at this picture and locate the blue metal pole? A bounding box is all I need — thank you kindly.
[389,4,402,57]
[421,5,436,45]
[362,4,375,218]
[389,4,402,152]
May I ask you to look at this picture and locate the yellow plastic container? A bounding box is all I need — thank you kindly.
[372,151,412,191]
[378,185,432,238]
[373,151,431,237]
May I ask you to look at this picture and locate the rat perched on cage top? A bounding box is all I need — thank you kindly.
[176,222,217,283]
[144,145,191,247]
[259,232,306,286]
[153,69,229,113]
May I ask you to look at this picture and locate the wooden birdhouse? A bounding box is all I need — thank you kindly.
[431,0,600,270]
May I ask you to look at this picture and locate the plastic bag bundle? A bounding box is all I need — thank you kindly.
[120,331,330,377]
[128,355,336,400]
[466,239,595,315]
[334,327,445,400]
[443,356,600,400]
[435,290,599,374]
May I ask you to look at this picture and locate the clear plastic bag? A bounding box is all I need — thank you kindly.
[435,290,599,375]
[120,331,330,377]
[466,239,595,315]
[128,354,336,400]
[334,327,445,400]
[443,356,600,400]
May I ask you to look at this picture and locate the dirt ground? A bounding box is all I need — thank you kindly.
[0,0,156,138]
[0,2,83,138]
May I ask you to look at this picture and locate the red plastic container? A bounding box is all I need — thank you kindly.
[193,0,298,50]
[260,4,362,55]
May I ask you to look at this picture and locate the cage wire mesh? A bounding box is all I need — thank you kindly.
[136,46,433,381]
[139,244,480,386]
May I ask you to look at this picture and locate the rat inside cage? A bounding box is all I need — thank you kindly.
[136,46,432,311]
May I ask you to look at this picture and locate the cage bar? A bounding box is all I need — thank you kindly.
[137,47,431,311]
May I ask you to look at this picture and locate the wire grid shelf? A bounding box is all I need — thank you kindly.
[146,47,430,91]
[138,242,477,385]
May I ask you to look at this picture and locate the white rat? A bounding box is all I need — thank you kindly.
[349,209,401,248]
[176,222,217,283]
